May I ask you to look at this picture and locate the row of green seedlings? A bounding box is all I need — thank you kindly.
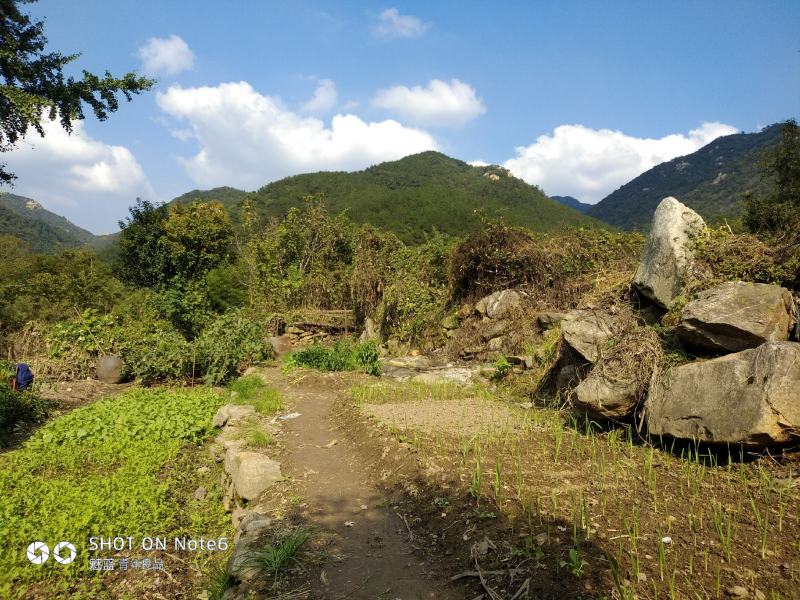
[353,381,798,598]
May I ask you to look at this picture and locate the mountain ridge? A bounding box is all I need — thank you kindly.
[0,192,98,253]
[587,124,784,230]
[243,151,602,243]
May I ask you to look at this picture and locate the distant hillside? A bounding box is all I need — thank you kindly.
[587,124,784,230]
[170,186,248,212]
[551,195,592,214]
[0,192,97,253]
[244,152,600,243]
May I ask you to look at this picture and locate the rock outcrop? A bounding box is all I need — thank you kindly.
[538,312,567,330]
[224,448,282,501]
[359,317,380,343]
[677,281,795,353]
[475,289,523,319]
[632,197,705,309]
[380,356,475,385]
[561,310,618,364]
[268,335,292,356]
[646,342,800,446]
[573,372,640,419]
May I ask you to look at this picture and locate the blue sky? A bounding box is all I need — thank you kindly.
[4,0,798,233]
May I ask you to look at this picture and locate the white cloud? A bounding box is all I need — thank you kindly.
[137,34,194,76]
[373,79,486,127]
[302,79,338,114]
[373,8,430,38]
[503,122,739,203]
[3,117,155,233]
[156,81,437,189]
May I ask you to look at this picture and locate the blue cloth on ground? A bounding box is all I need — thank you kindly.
[16,363,34,391]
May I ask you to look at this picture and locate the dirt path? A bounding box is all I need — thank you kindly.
[269,371,454,599]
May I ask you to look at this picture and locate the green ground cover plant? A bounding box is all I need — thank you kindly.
[283,340,380,376]
[0,387,228,598]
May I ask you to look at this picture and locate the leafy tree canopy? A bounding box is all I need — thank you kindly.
[745,119,800,233]
[116,198,234,290]
[0,0,154,184]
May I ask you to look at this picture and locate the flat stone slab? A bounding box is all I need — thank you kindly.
[213,405,256,428]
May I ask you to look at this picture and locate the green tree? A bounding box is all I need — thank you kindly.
[745,119,800,233]
[162,201,234,282]
[116,199,234,289]
[0,0,154,184]
[115,198,173,288]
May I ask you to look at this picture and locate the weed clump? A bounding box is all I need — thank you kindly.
[690,226,798,293]
[284,340,380,376]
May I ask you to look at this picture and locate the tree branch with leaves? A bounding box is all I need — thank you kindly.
[0,0,154,184]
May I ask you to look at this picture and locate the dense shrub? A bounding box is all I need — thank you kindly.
[0,239,124,341]
[42,305,190,383]
[196,310,272,384]
[691,227,799,291]
[451,222,644,307]
[285,340,380,376]
[246,198,357,310]
[350,227,453,345]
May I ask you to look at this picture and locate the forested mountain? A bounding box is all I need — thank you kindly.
[551,195,592,213]
[0,192,97,252]
[170,186,249,213]
[244,151,600,243]
[587,124,783,230]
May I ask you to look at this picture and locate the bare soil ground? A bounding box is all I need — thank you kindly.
[258,369,456,599]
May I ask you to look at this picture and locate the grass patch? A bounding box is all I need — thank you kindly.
[246,529,311,579]
[205,561,235,600]
[283,340,380,376]
[228,375,284,415]
[246,427,274,447]
[0,387,228,598]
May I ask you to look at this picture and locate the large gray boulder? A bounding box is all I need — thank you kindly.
[633,197,705,309]
[677,281,795,353]
[573,373,640,419]
[561,310,618,364]
[224,449,281,501]
[647,342,800,446]
[359,317,380,343]
[475,289,523,319]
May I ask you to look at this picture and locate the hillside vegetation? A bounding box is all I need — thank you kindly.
[588,124,783,229]
[0,193,96,253]
[246,152,600,243]
[551,195,592,213]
